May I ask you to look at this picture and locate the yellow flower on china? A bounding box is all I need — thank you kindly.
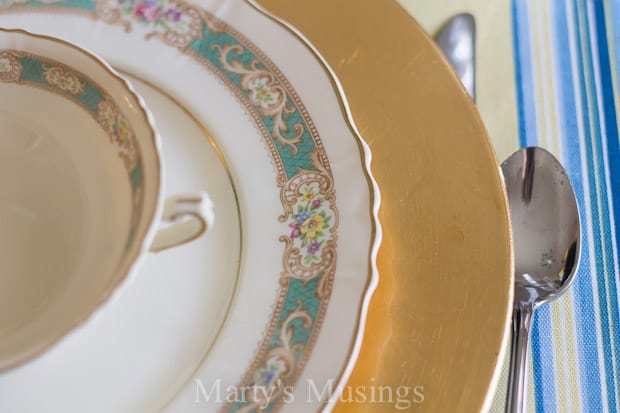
[117,119,130,143]
[300,214,324,239]
[301,188,316,202]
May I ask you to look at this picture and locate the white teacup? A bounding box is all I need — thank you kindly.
[0,29,214,370]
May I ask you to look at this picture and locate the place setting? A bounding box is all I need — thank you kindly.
[2,0,611,412]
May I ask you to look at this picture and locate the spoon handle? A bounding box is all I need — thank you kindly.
[506,305,534,413]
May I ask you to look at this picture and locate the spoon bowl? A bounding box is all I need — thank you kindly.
[501,147,581,413]
[502,146,580,307]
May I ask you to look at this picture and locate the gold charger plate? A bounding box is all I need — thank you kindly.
[255,0,514,411]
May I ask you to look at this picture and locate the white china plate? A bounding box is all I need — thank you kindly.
[0,1,380,412]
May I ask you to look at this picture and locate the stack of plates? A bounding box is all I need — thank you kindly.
[0,0,512,411]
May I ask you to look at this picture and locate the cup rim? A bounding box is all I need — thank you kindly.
[0,27,165,371]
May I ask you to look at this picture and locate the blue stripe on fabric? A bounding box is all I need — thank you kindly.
[552,0,604,411]
[576,0,618,410]
[594,1,620,409]
[512,0,537,147]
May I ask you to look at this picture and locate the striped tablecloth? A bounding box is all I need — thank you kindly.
[403,1,620,412]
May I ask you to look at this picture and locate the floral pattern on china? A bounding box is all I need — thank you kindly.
[289,186,332,265]
[96,0,208,48]
[248,76,281,110]
[118,0,188,30]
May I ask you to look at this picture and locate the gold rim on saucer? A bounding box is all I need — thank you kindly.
[255,1,514,411]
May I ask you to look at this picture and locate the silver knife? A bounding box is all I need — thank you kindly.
[435,13,476,102]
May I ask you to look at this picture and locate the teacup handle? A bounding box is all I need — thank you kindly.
[150,193,214,253]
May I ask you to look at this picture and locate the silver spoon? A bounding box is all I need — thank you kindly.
[435,13,476,101]
[501,147,581,413]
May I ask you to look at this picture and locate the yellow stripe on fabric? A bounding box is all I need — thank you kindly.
[557,292,584,412]
[550,301,569,412]
[580,1,620,407]
[528,353,536,412]
[565,291,583,412]
[529,1,550,150]
[541,0,562,156]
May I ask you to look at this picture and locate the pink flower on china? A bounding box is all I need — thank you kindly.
[134,2,162,21]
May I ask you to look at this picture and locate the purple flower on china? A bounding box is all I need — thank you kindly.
[307,241,321,255]
[260,369,276,384]
[311,199,321,209]
[166,8,182,22]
